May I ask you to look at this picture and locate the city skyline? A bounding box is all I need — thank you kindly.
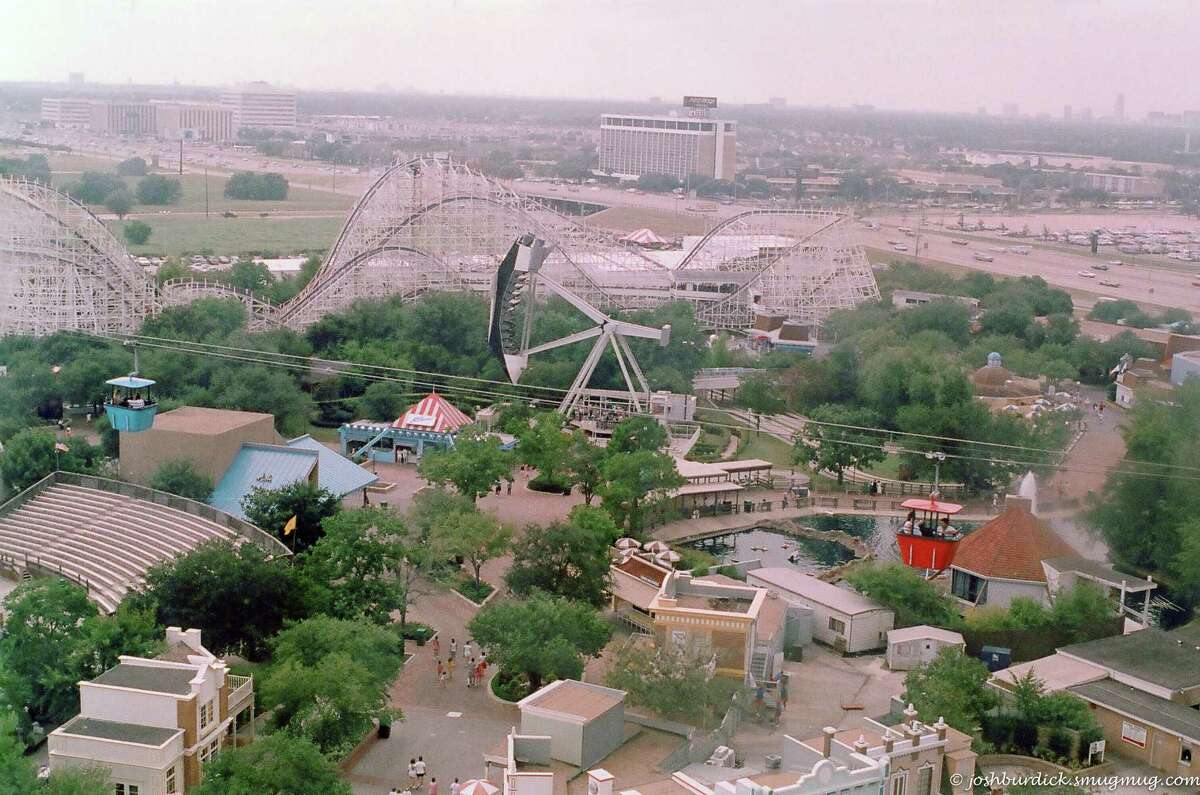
[4,0,1200,117]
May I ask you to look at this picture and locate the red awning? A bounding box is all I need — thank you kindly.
[900,496,963,514]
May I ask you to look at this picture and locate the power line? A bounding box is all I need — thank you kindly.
[69,331,1200,484]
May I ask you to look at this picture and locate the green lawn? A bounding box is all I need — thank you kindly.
[106,215,345,257]
[736,432,796,468]
[859,454,903,480]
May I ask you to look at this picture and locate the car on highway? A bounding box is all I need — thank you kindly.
[1093,263,1109,270]
[1099,279,1121,288]
[1110,260,1127,267]
[892,244,909,252]
[1078,270,1097,278]
[1193,280,1200,288]
[951,239,969,246]
[973,252,994,262]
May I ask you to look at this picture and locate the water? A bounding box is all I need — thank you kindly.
[691,514,982,573]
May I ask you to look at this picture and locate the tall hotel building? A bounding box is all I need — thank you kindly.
[598,112,736,182]
[219,82,297,130]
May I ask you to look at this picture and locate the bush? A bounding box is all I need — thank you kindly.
[1013,721,1039,754]
[491,669,531,702]
[224,171,289,201]
[455,578,493,604]
[116,157,148,176]
[1047,727,1073,759]
[136,174,182,205]
[981,713,1016,748]
[66,171,123,204]
[401,623,433,645]
[123,220,152,245]
[527,474,573,494]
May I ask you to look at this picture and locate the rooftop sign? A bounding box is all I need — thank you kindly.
[683,96,718,109]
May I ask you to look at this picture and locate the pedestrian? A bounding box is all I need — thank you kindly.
[432,635,440,657]
[476,658,487,687]
[408,759,419,790]
[463,639,472,659]
[429,778,438,795]
[439,668,447,688]
[415,757,426,789]
[450,778,461,795]
[495,482,502,495]
[506,479,513,495]
[436,659,444,682]
[449,638,457,660]
[466,658,475,687]
[447,656,455,680]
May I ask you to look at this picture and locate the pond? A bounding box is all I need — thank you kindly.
[691,514,982,574]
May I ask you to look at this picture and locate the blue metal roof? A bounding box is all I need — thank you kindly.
[288,435,379,497]
[209,443,318,520]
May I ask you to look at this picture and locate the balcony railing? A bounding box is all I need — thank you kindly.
[227,674,253,708]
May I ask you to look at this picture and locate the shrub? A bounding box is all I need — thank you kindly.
[1047,727,1073,759]
[123,220,152,245]
[1013,721,1039,754]
[491,669,531,702]
[455,578,493,604]
[116,157,148,176]
[136,174,182,205]
[981,713,1016,748]
[224,171,289,201]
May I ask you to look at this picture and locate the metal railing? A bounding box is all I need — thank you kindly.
[226,674,254,707]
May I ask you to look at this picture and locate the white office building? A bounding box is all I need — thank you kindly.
[598,113,736,182]
[220,82,297,130]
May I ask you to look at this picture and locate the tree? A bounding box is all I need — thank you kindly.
[0,428,97,493]
[431,508,511,586]
[241,481,341,552]
[149,459,213,501]
[133,541,312,660]
[563,430,606,506]
[0,709,38,792]
[608,416,668,454]
[65,171,123,204]
[301,507,416,625]
[635,173,680,193]
[737,374,784,415]
[115,157,148,177]
[517,412,572,489]
[468,594,612,691]
[122,220,152,245]
[598,449,684,531]
[418,428,513,502]
[0,580,97,739]
[135,174,182,205]
[104,188,134,219]
[605,644,743,729]
[224,171,289,200]
[800,404,886,485]
[192,733,351,795]
[505,517,612,606]
[902,647,997,734]
[39,765,111,795]
[357,381,408,421]
[227,261,273,294]
[846,563,959,629]
[262,620,401,758]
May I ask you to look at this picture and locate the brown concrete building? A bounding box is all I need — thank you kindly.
[119,406,281,485]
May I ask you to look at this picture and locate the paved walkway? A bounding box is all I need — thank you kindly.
[346,556,518,795]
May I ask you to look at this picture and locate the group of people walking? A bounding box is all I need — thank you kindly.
[432,634,488,688]
[390,758,466,795]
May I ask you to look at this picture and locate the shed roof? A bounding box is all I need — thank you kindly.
[1059,628,1200,692]
[1069,679,1200,744]
[148,405,277,435]
[887,625,965,645]
[520,679,624,722]
[989,652,1108,692]
[57,716,182,747]
[91,663,197,695]
[747,568,887,616]
[950,506,1075,583]
[288,434,378,496]
[209,443,318,519]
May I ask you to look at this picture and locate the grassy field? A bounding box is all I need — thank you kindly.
[582,205,712,236]
[736,432,796,468]
[106,215,345,257]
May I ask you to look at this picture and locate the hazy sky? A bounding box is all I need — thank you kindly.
[4,0,1199,116]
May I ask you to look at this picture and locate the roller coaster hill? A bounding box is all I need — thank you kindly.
[0,155,879,344]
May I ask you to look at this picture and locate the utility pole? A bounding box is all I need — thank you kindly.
[204,167,209,219]
[178,137,183,176]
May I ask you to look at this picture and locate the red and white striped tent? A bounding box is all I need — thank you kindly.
[619,227,669,247]
[392,392,473,434]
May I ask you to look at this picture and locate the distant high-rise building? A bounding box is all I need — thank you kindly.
[1080,106,1094,122]
[219,82,297,130]
[598,106,736,182]
[977,106,987,116]
[1063,105,1073,122]
[67,72,84,86]
[90,101,158,136]
[1114,93,1125,122]
[1002,102,1019,117]
[154,102,235,142]
[41,98,93,128]
[769,96,787,108]
[648,96,662,105]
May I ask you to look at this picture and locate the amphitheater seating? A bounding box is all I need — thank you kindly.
[0,483,242,612]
